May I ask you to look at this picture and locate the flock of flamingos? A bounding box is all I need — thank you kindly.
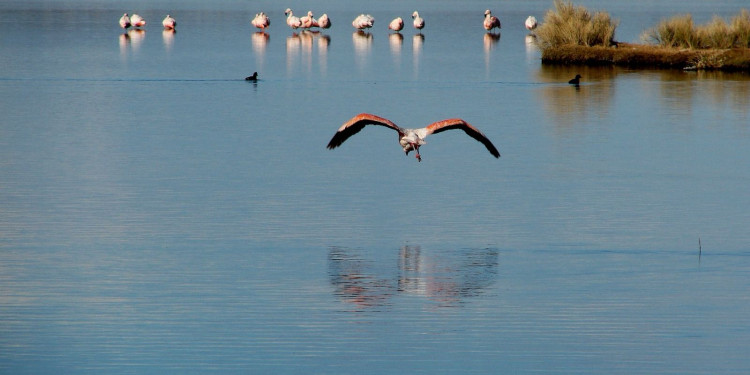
[117,9,539,34]
[117,9,544,162]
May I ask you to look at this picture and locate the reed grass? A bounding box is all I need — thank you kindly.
[535,0,618,49]
[537,1,750,71]
[642,9,750,49]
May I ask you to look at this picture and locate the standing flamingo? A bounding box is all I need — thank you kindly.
[300,11,319,29]
[389,17,404,32]
[483,10,501,31]
[412,11,425,32]
[162,14,176,30]
[525,16,538,31]
[352,14,374,30]
[327,113,500,162]
[252,12,270,30]
[131,14,146,28]
[119,13,131,30]
[318,14,331,29]
[285,9,302,30]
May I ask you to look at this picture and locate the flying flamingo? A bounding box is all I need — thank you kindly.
[318,14,331,29]
[327,113,500,162]
[285,9,302,30]
[162,14,176,30]
[525,16,538,31]
[483,10,501,31]
[388,17,404,32]
[412,11,425,32]
[252,12,270,30]
[119,13,131,30]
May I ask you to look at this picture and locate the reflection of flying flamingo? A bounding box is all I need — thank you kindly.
[285,9,301,30]
[131,14,145,28]
[329,246,499,309]
[412,11,425,32]
[525,16,538,31]
[483,9,501,31]
[162,14,176,30]
[318,13,331,29]
[327,113,500,162]
[119,13,131,30]
[252,12,270,30]
[388,17,404,32]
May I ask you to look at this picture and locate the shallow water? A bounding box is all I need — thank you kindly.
[1,0,749,374]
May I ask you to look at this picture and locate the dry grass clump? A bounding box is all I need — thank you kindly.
[642,9,750,49]
[535,0,619,49]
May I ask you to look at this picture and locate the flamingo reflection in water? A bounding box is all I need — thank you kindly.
[352,31,373,70]
[162,29,175,51]
[389,33,403,65]
[329,245,499,309]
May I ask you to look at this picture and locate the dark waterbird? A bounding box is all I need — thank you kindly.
[327,113,500,162]
[568,74,582,86]
[245,72,258,81]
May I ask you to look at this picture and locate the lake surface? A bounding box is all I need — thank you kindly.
[1,0,749,374]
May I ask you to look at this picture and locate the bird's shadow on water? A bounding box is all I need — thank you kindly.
[328,245,499,311]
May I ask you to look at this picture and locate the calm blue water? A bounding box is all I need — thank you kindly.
[1,0,749,374]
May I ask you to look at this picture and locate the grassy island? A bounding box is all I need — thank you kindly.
[536,1,750,72]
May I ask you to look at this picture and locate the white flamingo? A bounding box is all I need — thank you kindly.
[388,17,404,32]
[318,14,331,29]
[162,14,176,30]
[251,12,270,30]
[300,11,319,29]
[412,11,424,32]
[119,13,131,30]
[131,13,146,28]
[352,14,374,30]
[285,9,302,30]
[327,113,500,162]
[525,16,538,31]
[483,10,501,31]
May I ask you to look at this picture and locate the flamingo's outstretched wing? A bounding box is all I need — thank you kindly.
[327,113,404,149]
[420,118,500,158]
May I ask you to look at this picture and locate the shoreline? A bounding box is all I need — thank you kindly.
[540,43,750,72]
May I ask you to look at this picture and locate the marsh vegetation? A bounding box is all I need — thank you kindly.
[535,0,618,49]
[642,10,750,49]
[536,0,750,71]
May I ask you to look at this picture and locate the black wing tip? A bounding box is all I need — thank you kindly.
[488,146,500,158]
